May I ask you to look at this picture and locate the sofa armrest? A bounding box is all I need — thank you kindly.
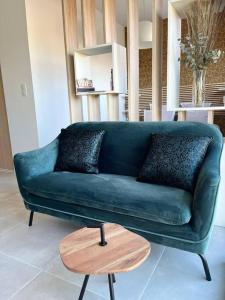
[192,152,222,238]
[14,139,59,198]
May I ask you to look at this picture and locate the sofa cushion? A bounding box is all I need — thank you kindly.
[55,128,105,174]
[138,134,212,192]
[23,172,193,225]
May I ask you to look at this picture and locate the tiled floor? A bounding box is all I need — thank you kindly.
[0,170,225,300]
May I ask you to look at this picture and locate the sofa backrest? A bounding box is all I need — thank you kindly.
[67,121,223,177]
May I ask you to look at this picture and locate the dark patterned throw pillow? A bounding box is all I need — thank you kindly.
[138,134,212,192]
[55,128,105,174]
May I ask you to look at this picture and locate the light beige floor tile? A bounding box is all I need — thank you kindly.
[0,216,18,236]
[0,192,18,201]
[0,218,78,269]
[11,272,106,300]
[141,226,225,300]
[0,252,40,300]
[0,191,28,236]
[0,207,28,237]
[0,171,18,193]
[0,195,24,218]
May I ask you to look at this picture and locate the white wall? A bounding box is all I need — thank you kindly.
[215,145,225,227]
[25,0,70,147]
[0,0,71,154]
[0,0,39,154]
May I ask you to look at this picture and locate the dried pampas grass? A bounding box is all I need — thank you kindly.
[184,0,225,51]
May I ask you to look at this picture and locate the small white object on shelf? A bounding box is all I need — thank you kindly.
[74,43,127,96]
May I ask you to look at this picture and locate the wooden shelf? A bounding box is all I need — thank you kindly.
[76,91,120,96]
[74,43,127,96]
[75,44,112,56]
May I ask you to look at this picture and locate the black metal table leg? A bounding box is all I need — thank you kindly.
[108,274,115,300]
[78,275,89,300]
[112,273,116,283]
[28,211,34,227]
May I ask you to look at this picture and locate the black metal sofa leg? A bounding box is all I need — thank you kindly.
[28,211,34,227]
[198,254,212,281]
[112,273,116,283]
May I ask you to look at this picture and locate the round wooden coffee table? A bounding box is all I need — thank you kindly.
[59,223,150,300]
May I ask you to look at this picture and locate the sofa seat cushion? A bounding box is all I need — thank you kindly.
[23,172,193,226]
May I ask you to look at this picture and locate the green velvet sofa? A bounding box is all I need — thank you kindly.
[14,121,223,281]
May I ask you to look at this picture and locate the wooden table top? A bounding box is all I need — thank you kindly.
[59,223,150,275]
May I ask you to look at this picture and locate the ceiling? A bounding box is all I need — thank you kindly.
[96,0,169,26]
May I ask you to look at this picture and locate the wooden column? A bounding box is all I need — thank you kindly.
[81,0,100,121]
[103,0,119,121]
[107,94,119,120]
[152,0,163,121]
[62,0,83,123]
[207,110,214,124]
[0,67,13,170]
[103,0,117,43]
[87,95,100,121]
[178,111,187,121]
[82,0,97,47]
[127,0,139,121]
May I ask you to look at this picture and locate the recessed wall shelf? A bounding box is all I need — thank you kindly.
[74,43,127,96]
